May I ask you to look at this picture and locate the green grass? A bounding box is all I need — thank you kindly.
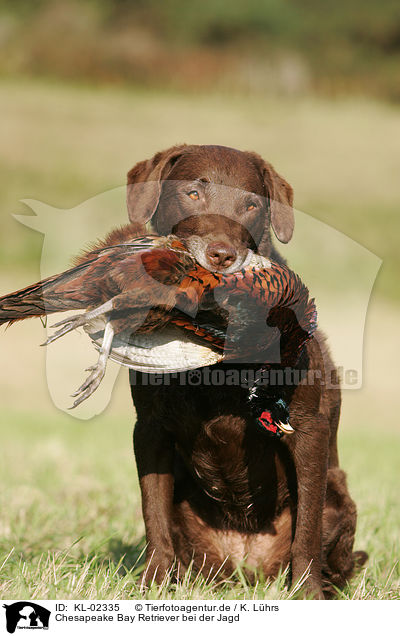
[0,410,398,600]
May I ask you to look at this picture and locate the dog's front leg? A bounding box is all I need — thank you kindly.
[285,412,330,599]
[133,418,176,586]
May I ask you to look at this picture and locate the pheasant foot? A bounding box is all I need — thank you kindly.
[69,321,115,408]
[42,300,113,346]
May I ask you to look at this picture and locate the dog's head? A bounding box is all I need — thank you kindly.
[127,144,294,272]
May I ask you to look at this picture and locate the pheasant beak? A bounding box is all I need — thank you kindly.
[276,421,295,434]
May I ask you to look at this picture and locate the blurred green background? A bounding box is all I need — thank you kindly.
[0,0,399,599]
[0,0,399,300]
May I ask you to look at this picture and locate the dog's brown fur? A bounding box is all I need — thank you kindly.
[126,144,366,598]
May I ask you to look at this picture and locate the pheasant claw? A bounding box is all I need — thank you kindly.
[68,321,115,408]
[41,300,114,346]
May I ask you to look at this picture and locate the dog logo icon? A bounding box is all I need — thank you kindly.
[3,602,50,633]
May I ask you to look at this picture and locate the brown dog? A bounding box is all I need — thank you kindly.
[126,144,366,598]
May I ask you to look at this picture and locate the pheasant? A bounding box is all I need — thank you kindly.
[0,227,317,419]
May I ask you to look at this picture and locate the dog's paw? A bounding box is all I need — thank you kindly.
[292,575,325,599]
[140,557,176,588]
[353,550,368,568]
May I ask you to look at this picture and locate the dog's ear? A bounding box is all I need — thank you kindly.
[248,153,294,244]
[266,165,294,244]
[127,145,187,226]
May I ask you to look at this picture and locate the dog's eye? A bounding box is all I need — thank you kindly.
[188,190,199,200]
[246,202,257,211]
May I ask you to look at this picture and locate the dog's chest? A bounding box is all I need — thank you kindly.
[175,416,283,513]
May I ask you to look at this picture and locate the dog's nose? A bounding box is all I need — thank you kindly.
[206,242,237,269]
